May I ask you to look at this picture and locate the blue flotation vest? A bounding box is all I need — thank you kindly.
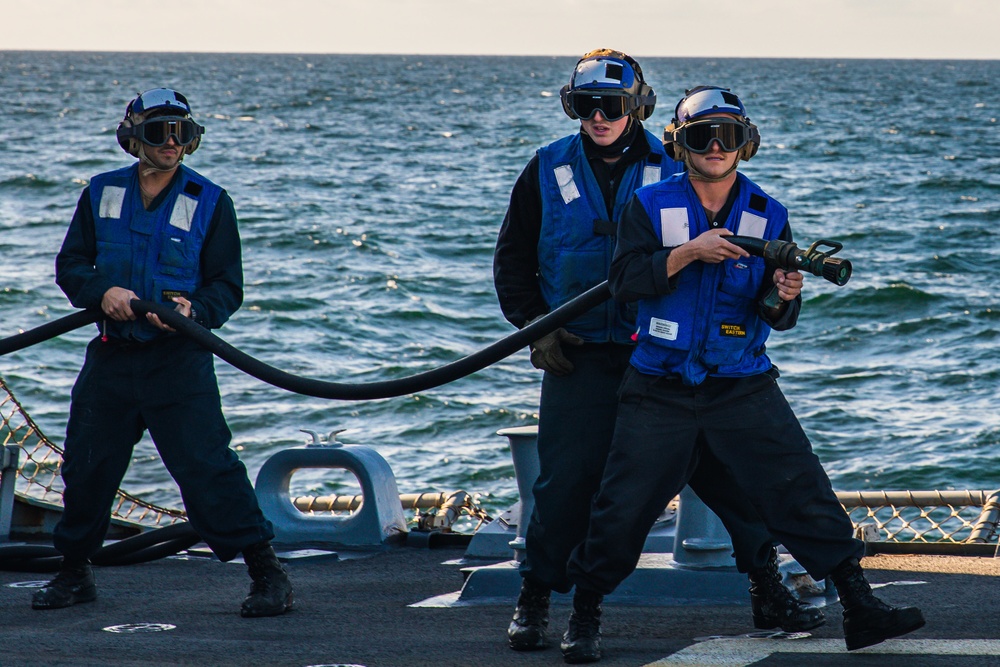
[89,164,222,341]
[537,130,682,343]
[630,172,788,385]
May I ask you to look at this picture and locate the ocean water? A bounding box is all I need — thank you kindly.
[0,52,998,518]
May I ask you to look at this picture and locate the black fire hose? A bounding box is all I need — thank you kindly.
[128,281,612,400]
[0,283,610,569]
[0,309,100,357]
[0,282,610,401]
[0,522,200,572]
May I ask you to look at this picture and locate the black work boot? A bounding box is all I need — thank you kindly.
[240,541,294,618]
[748,548,825,632]
[560,589,603,664]
[31,559,97,610]
[830,557,925,651]
[507,578,551,650]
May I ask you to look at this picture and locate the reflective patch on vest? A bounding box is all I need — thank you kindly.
[642,165,661,187]
[168,194,198,232]
[649,316,678,341]
[554,165,581,205]
[659,208,689,247]
[736,211,767,239]
[98,186,127,219]
[720,323,747,337]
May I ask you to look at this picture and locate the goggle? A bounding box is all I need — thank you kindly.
[567,92,637,121]
[673,117,750,153]
[134,116,203,147]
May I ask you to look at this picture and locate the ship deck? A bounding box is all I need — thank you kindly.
[2,545,999,667]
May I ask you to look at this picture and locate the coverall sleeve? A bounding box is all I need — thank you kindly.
[55,187,116,310]
[608,195,674,303]
[191,190,244,329]
[493,156,549,328]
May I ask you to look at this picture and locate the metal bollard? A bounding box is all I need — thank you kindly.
[254,436,408,549]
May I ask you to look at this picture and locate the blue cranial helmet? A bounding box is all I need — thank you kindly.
[128,88,194,118]
[560,49,656,122]
[116,88,204,157]
[673,86,751,124]
[664,85,760,162]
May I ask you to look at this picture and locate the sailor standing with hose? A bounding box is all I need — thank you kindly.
[494,53,822,663]
[562,86,926,660]
[31,88,293,618]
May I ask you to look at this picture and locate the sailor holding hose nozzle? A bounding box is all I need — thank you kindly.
[495,53,827,664]
[560,85,924,660]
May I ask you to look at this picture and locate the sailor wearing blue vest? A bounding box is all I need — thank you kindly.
[561,86,926,660]
[495,54,823,662]
[32,89,293,618]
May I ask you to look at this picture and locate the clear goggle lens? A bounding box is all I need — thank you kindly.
[135,116,200,147]
[676,118,749,153]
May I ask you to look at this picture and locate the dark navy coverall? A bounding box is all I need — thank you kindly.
[564,184,864,595]
[494,125,780,594]
[52,171,273,563]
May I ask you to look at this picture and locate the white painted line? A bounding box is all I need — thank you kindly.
[103,623,176,634]
[645,638,1000,666]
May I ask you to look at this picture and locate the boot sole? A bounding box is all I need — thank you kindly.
[240,593,294,618]
[508,636,549,651]
[32,587,97,610]
[845,613,926,651]
[508,624,550,651]
[561,648,602,664]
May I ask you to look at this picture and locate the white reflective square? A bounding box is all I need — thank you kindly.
[659,208,689,247]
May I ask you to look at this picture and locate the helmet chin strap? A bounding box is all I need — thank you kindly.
[137,143,183,177]
[685,152,740,183]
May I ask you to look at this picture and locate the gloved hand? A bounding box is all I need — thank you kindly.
[527,316,584,376]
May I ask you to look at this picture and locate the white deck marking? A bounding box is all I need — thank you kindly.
[645,638,1000,666]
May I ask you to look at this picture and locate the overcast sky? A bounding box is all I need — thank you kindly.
[5,0,998,60]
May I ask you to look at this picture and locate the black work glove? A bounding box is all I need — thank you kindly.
[527,316,584,376]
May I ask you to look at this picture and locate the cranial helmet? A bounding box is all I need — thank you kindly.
[116,88,204,157]
[560,49,656,122]
[662,85,760,162]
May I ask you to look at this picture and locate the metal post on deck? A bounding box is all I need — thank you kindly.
[671,486,737,569]
[969,488,1000,545]
[0,445,19,542]
[497,426,541,561]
